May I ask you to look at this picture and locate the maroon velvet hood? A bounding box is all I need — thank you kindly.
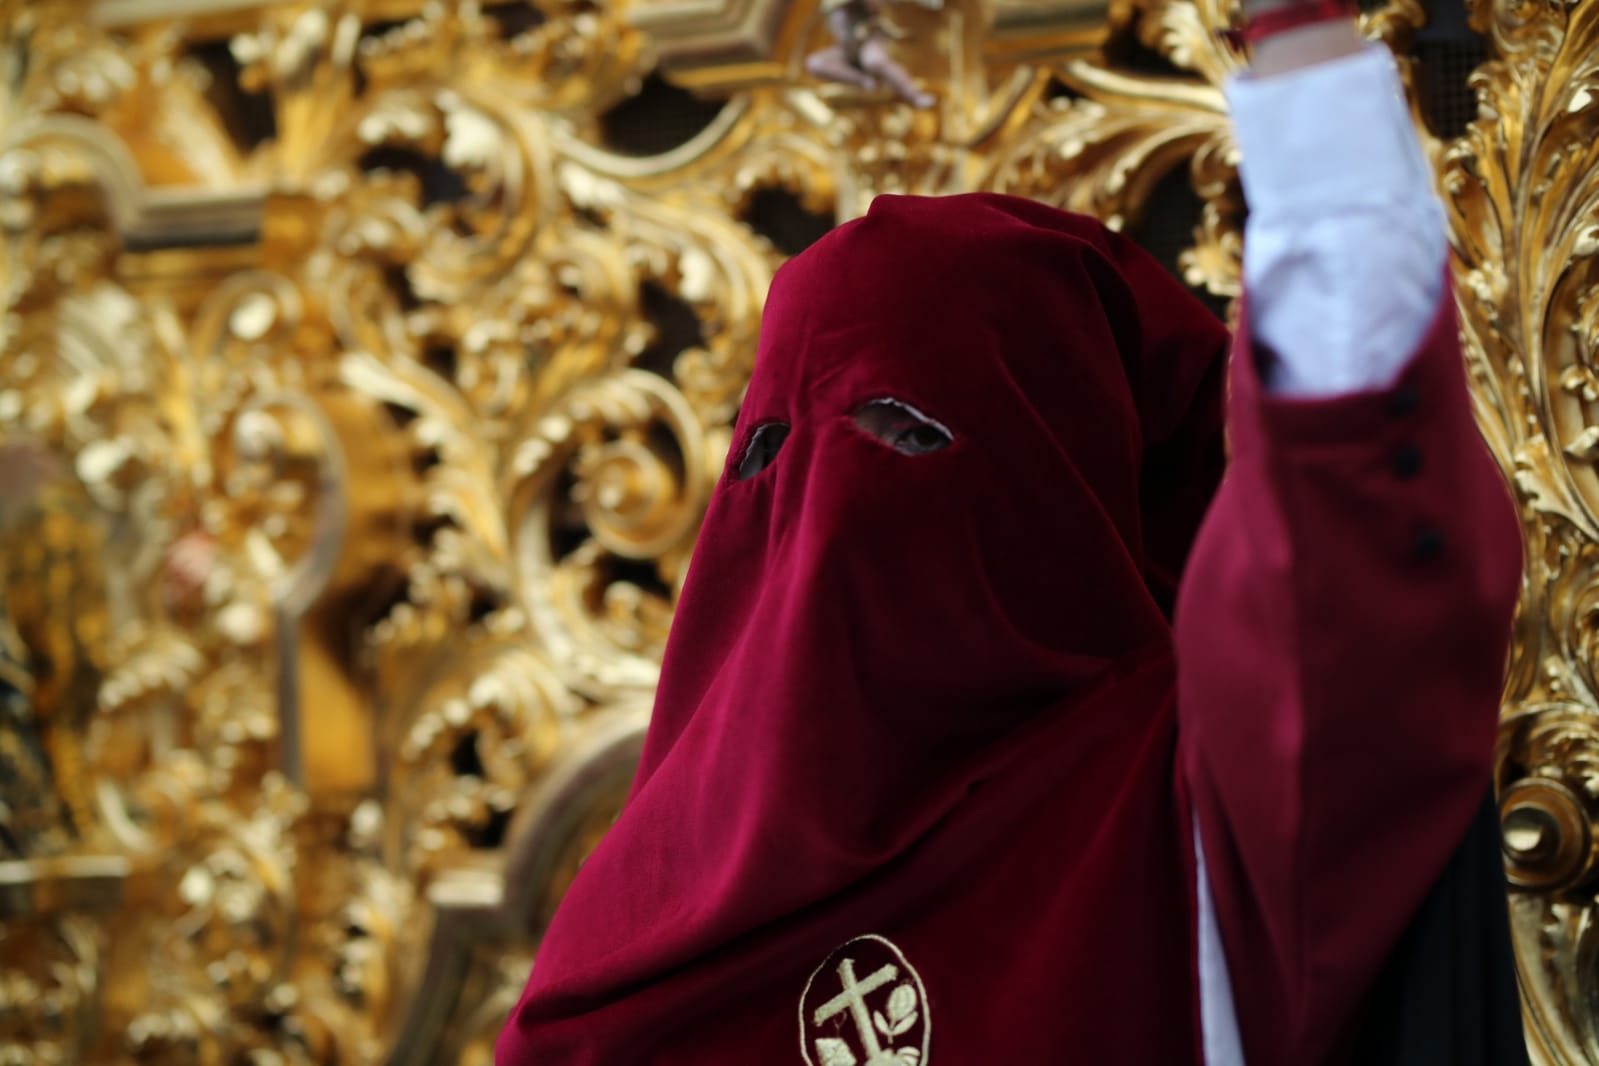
[498,192,1231,1064]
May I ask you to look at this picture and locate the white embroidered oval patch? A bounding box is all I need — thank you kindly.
[799,934,931,1066]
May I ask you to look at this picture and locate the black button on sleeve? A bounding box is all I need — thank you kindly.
[1393,444,1424,480]
[1413,527,1445,560]
[1389,386,1420,416]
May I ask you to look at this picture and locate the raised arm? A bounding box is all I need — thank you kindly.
[1174,22,1525,1066]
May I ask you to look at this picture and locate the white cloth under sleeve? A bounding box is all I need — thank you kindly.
[1224,44,1447,397]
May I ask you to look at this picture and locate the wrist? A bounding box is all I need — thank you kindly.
[1238,0,1355,39]
[1248,18,1366,77]
[1225,0,1364,78]
[1240,0,1301,15]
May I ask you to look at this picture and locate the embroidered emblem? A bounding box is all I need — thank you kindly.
[799,934,931,1066]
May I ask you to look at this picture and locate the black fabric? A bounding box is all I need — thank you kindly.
[1345,790,1529,1064]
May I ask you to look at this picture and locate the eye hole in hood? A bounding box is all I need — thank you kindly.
[733,422,791,480]
[852,398,955,456]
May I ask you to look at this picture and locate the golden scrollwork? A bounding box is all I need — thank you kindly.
[1441,0,1599,1056]
[0,0,1589,1060]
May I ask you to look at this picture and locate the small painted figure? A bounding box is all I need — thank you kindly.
[804,0,939,110]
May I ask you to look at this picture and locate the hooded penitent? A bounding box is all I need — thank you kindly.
[497,192,1233,1063]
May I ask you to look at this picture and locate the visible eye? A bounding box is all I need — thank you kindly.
[734,422,790,480]
[852,399,954,456]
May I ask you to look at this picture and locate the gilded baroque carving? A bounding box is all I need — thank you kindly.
[1439,0,1599,1056]
[0,0,1585,1059]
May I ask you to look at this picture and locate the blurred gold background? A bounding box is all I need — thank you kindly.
[0,0,1595,1060]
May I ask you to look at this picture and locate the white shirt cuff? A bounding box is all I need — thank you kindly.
[1224,44,1434,223]
[1224,44,1447,397]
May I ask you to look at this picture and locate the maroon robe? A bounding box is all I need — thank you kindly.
[496,193,1522,1065]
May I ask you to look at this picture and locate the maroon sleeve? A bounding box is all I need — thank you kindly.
[1173,289,1523,1066]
